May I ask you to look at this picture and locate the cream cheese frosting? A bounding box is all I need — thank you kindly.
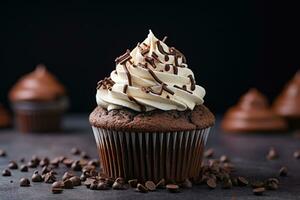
[96,30,206,112]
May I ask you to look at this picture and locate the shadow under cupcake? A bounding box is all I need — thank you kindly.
[89,31,215,183]
[8,64,68,133]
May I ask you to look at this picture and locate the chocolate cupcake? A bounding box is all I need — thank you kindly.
[0,104,11,128]
[9,64,68,133]
[90,31,215,183]
[273,71,300,129]
[221,88,287,133]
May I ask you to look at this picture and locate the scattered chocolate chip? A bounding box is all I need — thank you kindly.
[19,178,30,187]
[264,178,279,190]
[52,187,63,194]
[253,187,265,195]
[156,178,166,189]
[50,158,60,167]
[63,158,74,168]
[80,151,90,159]
[89,180,98,190]
[112,179,126,190]
[181,179,192,188]
[207,178,217,189]
[52,181,64,188]
[145,181,156,191]
[20,165,28,172]
[31,155,40,164]
[89,169,98,177]
[71,147,81,155]
[251,181,265,188]
[266,147,278,160]
[39,158,49,167]
[97,182,109,190]
[221,178,232,189]
[31,171,43,182]
[41,166,50,175]
[128,179,138,188]
[63,179,73,189]
[62,172,74,181]
[8,161,18,169]
[80,173,87,181]
[237,176,249,186]
[83,178,94,188]
[27,160,38,168]
[136,183,148,193]
[268,178,280,185]
[279,166,288,176]
[69,176,81,186]
[204,148,214,158]
[20,158,25,163]
[0,149,6,157]
[105,177,114,187]
[71,160,82,171]
[166,184,180,193]
[294,150,300,159]
[2,169,11,176]
[220,155,229,163]
[87,159,100,167]
[44,171,56,183]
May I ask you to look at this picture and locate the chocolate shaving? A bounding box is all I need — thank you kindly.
[145,56,156,68]
[96,77,115,90]
[173,66,178,75]
[128,96,146,112]
[151,52,162,63]
[188,75,196,91]
[115,49,131,65]
[122,64,132,86]
[174,85,192,94]
[157,41,175,56]
[164,55,169,61]
[123,84,128,94]
[165,64,171,71]
[148,69,162,84]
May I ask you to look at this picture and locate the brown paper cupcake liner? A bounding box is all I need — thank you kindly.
[92,127,210,183]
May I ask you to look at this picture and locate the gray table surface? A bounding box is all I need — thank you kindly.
[0,115,299,200]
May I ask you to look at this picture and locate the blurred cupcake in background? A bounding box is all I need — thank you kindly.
[221,88,287,133]
[273,71,300,129]
[9,64,68,133]
[0,104,11,128]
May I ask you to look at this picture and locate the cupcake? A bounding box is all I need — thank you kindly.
[0,104,11,128]
[9,64,68,133]
[273,71,300,129]
[89,31,215,183]
[221,88,287,133]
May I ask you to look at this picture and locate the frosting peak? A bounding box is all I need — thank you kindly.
[96,31,206,112]
[9,64,66,102]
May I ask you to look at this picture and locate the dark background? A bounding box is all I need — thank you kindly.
[0,1,299,113]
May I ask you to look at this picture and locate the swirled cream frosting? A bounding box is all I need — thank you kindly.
[96,30,206,112]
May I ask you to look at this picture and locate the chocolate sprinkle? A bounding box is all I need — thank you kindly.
[115,49,131,65]
[122,64,132,86]
[188,75,196,91]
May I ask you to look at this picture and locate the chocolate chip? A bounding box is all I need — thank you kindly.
[27,160,38,168]
[207,178,217,189]
[20,178,30,187]
[136,183,148,193]
[44,171,56,183]
[50,158,60,167]
[251,181,265,188]
[71,160,82,171]
[166,184,180,193]
[52,181,64,188]
[20,165,28,172]
[83,178,94,188]
[31,171,43,182]
[20,158,25,163]
[145,181,156,191]
[80,151,90,159]
[264,179,279,190]
[71,147,81,155]
[156,178,166,189]
[80,173,87,181]
[31,155,40,164]
[2,169,11,176]
[253,187,265,195]
[237,176,249,186]
[62,172,74,181]
[268,178,280,185]
[89,169,98,177]
[221,178,232,189]
[105,177,114,187]
[41,166,50,175]
[279,166,288,176]
[69,176,81,186]
[63,158,74,167]
[220,155,229,163]
[39,158,49,167]
[89,180,98,190]
[0,149,6,157]
[181,179,192,188]
[63,179,73,189]
[294,150,300,159]
[112,179,126,190]
[266,147,278,160]
[87,159,100,167]
[128,179,138,188]
[52,187,63,194]
[204,148,214,158]
[97,182,109,190]
[8,161,18,169]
